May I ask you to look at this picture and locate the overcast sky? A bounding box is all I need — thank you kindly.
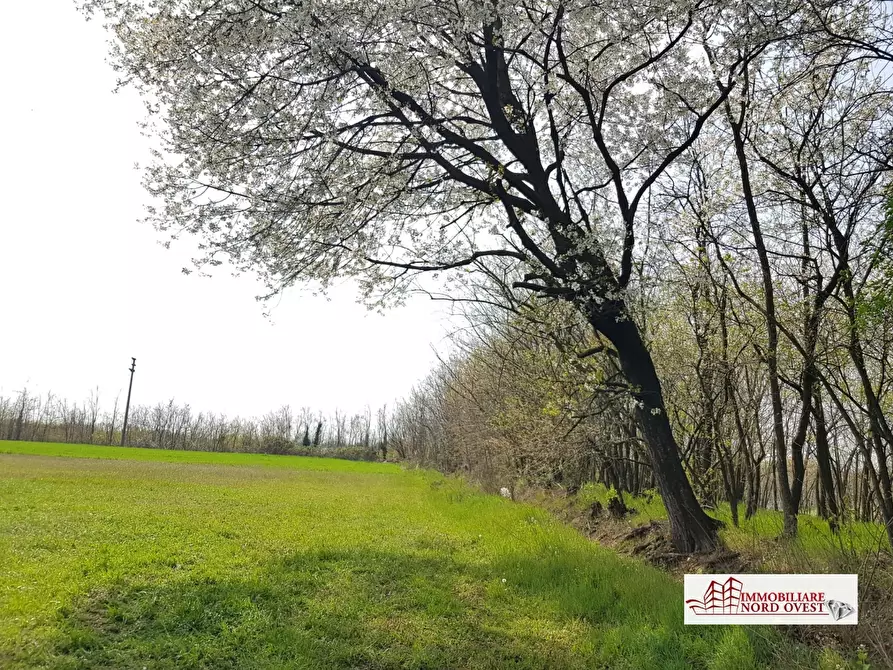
[0,1,451,418]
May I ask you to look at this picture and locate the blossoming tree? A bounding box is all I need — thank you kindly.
[80,0,876,552]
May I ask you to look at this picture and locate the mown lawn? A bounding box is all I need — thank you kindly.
[0,441,854,669]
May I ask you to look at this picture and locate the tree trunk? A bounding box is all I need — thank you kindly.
[822,377,893,547]
[595,314,721,553]
[744,462,756,520]
[727,107,796,537]
[13,392,26,441]
[812,390,839,532]
[841,280,893,546]
[719,457,740,528]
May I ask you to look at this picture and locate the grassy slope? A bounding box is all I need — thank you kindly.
[0,441,852,670]
[576,482,890,569]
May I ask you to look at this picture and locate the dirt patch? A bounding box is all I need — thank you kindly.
[531,489,755,575]
[577,512,753,575]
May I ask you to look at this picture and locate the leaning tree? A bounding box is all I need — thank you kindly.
[81,0,870,552]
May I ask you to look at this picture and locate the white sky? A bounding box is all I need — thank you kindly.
[0,1,451,419]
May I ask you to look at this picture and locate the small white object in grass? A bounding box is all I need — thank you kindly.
[499,487,511,498]
[501,578,507,584]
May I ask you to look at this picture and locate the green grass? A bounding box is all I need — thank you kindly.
[0,441,853,669]
[0,441,397,474]
[577,482,890,568]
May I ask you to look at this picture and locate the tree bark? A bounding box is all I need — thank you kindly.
[595,313,721,553]
[812,389,840,532]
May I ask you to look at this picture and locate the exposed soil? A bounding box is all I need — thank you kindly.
[577,504,752,576]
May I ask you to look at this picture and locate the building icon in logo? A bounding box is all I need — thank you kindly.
[685,576,743,614]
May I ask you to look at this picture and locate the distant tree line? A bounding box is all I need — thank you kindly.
[0,389,386,461]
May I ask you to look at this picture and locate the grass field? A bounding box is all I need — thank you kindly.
[0,441,858,669]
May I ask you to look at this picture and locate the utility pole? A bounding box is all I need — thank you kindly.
[120,357,136,446]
